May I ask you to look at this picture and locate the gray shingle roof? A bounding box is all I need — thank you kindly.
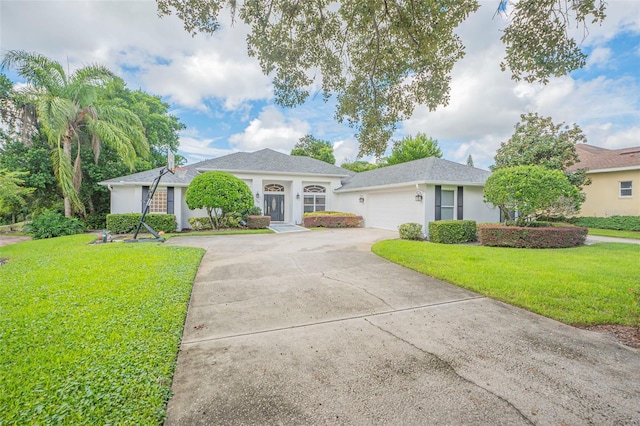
[100,148,353,186]
[336,157,491,191]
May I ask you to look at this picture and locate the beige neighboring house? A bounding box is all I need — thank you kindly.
[570,144,640,217]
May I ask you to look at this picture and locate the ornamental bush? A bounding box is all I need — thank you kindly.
[188,217,213,231]
[106,213,177,233]
[185,171,254,229]
[247,215,270,229]
[484,165,580,225]
[478,225,587,248]
[398,223,423,240]
[26,210,86,239]
[303,214,363,228]
[429,220,477,244]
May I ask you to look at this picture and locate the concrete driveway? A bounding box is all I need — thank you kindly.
[164,229,639,425]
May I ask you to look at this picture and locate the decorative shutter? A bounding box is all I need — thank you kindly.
[167,187,174,214]
[435,185,442,221]
[457,186,463,220]
[142,186,149,213]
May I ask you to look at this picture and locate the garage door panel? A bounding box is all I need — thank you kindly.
[367,191,421,231]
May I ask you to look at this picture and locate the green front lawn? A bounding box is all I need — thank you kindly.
[373,240,639,326]
[0,235,204,424]
[587,228,640,239]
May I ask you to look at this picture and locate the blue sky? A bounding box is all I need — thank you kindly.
[1,0,639,170]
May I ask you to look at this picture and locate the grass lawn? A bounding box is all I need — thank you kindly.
[0,234,204,424]
[372,240,639,326]
[587,228,640,239]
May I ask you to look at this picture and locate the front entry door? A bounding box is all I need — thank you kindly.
[264,194,285,221]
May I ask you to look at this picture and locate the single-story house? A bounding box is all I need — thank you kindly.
[100,148,499,234]
[568,144,640,217]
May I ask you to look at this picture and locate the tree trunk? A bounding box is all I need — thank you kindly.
[63,138,73,218]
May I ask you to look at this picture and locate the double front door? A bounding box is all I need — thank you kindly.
[264,194,284,221]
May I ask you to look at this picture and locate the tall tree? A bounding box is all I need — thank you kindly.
[493,112,590,194]
[466,154,474,167]
[1,51,149,217]
[291,134,335,165]
[382,133,442,166]
[0,169,35,224]
[156,0,606,157]
[340,159,379,173]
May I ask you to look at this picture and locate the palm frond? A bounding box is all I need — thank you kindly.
[1,50,66,94]
[50,145,84,213]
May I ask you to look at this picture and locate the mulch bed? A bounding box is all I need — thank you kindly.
[576,325,640,348]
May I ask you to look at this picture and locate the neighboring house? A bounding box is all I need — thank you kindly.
[569,144,640,217]
[100,148,499,234]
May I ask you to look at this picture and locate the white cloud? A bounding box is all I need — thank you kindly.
[604,126,640,149]
[586,47,612,69]
[228,106,310,152]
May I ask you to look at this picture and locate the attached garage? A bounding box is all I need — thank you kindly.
[366,190,424,231]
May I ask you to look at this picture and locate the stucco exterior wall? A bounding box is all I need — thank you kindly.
[579,170,640,217]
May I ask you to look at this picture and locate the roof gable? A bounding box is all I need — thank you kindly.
[337,157,491,191]
[569,144,640,172]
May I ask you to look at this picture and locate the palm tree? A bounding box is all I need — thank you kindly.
[1,50,148,217]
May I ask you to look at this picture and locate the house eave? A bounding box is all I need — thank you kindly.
[195,168,351,178]
[585,166,640,174]
[335,180,486,193]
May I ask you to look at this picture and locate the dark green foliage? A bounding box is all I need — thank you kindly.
[568,216,640,232]
[185,171,254,229]
[382,133,442,166]
[242,206,263,220]
[25,210,86,239]
[340,160,379,172]
[106,213,177,233]
[290,134,336,164]
[247,215,271,229]
[478,225,587,248]
[398,223,424,240]
[188,217,214,231]
[302,215,363,228]
[429,220,477,244]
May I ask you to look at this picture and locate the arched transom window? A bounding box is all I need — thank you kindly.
[303,185,326,213]
[264,184,285,192]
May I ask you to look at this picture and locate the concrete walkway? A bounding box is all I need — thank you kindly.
[164,229,639,425]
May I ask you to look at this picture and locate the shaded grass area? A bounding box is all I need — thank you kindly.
[372,240,639,326]
[587,228,640,240]
[0,235,204,424]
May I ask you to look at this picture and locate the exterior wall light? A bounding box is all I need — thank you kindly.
[255,191,260,199]
[296,193,300,199]
[359,195,365,203]
[415,192,423,202]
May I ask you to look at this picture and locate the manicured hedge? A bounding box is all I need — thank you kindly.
[428,220,477,244]
[398,223,423,240]
[247,215,270,229]
[106,213,177,233]
[478,225,587,248]
[303,211,356,217]
[303,215,363,228]
[568,216,640,231]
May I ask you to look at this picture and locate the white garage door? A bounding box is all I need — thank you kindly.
[367,190,422,231]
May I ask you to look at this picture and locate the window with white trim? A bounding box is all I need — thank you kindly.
[440,190,455,220]
[620,181,632,197]
[303,185,326,213]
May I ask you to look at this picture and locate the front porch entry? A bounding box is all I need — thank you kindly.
[264,193,285,221]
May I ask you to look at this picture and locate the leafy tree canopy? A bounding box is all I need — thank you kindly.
[493,112,590,208]
[156,0,606,157]
[382,133,442,166]
[0,169,35,223]
[340,159,379,173]
[483,165,579,225]
[185,171,254,229]
[466,154,474,167]
[290,134,335,165]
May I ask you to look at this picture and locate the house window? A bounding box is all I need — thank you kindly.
[149,188,167,213]
[440,190,455,220]
[620,181,632,197]
[264,184,285,192]
[303,185,326,213]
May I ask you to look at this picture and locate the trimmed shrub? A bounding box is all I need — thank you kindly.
[398,223,423,240]
[243,206,263,220]
[568,216,640,231]
[84,213,107,230]
[429,220,477,244]
[304,211,356,217]
[303,215,363,228]
[25,210,86,239]
[188,217,214,231]
[478,225,587,248]
[106,213,177,234]
[247,215,270,229]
